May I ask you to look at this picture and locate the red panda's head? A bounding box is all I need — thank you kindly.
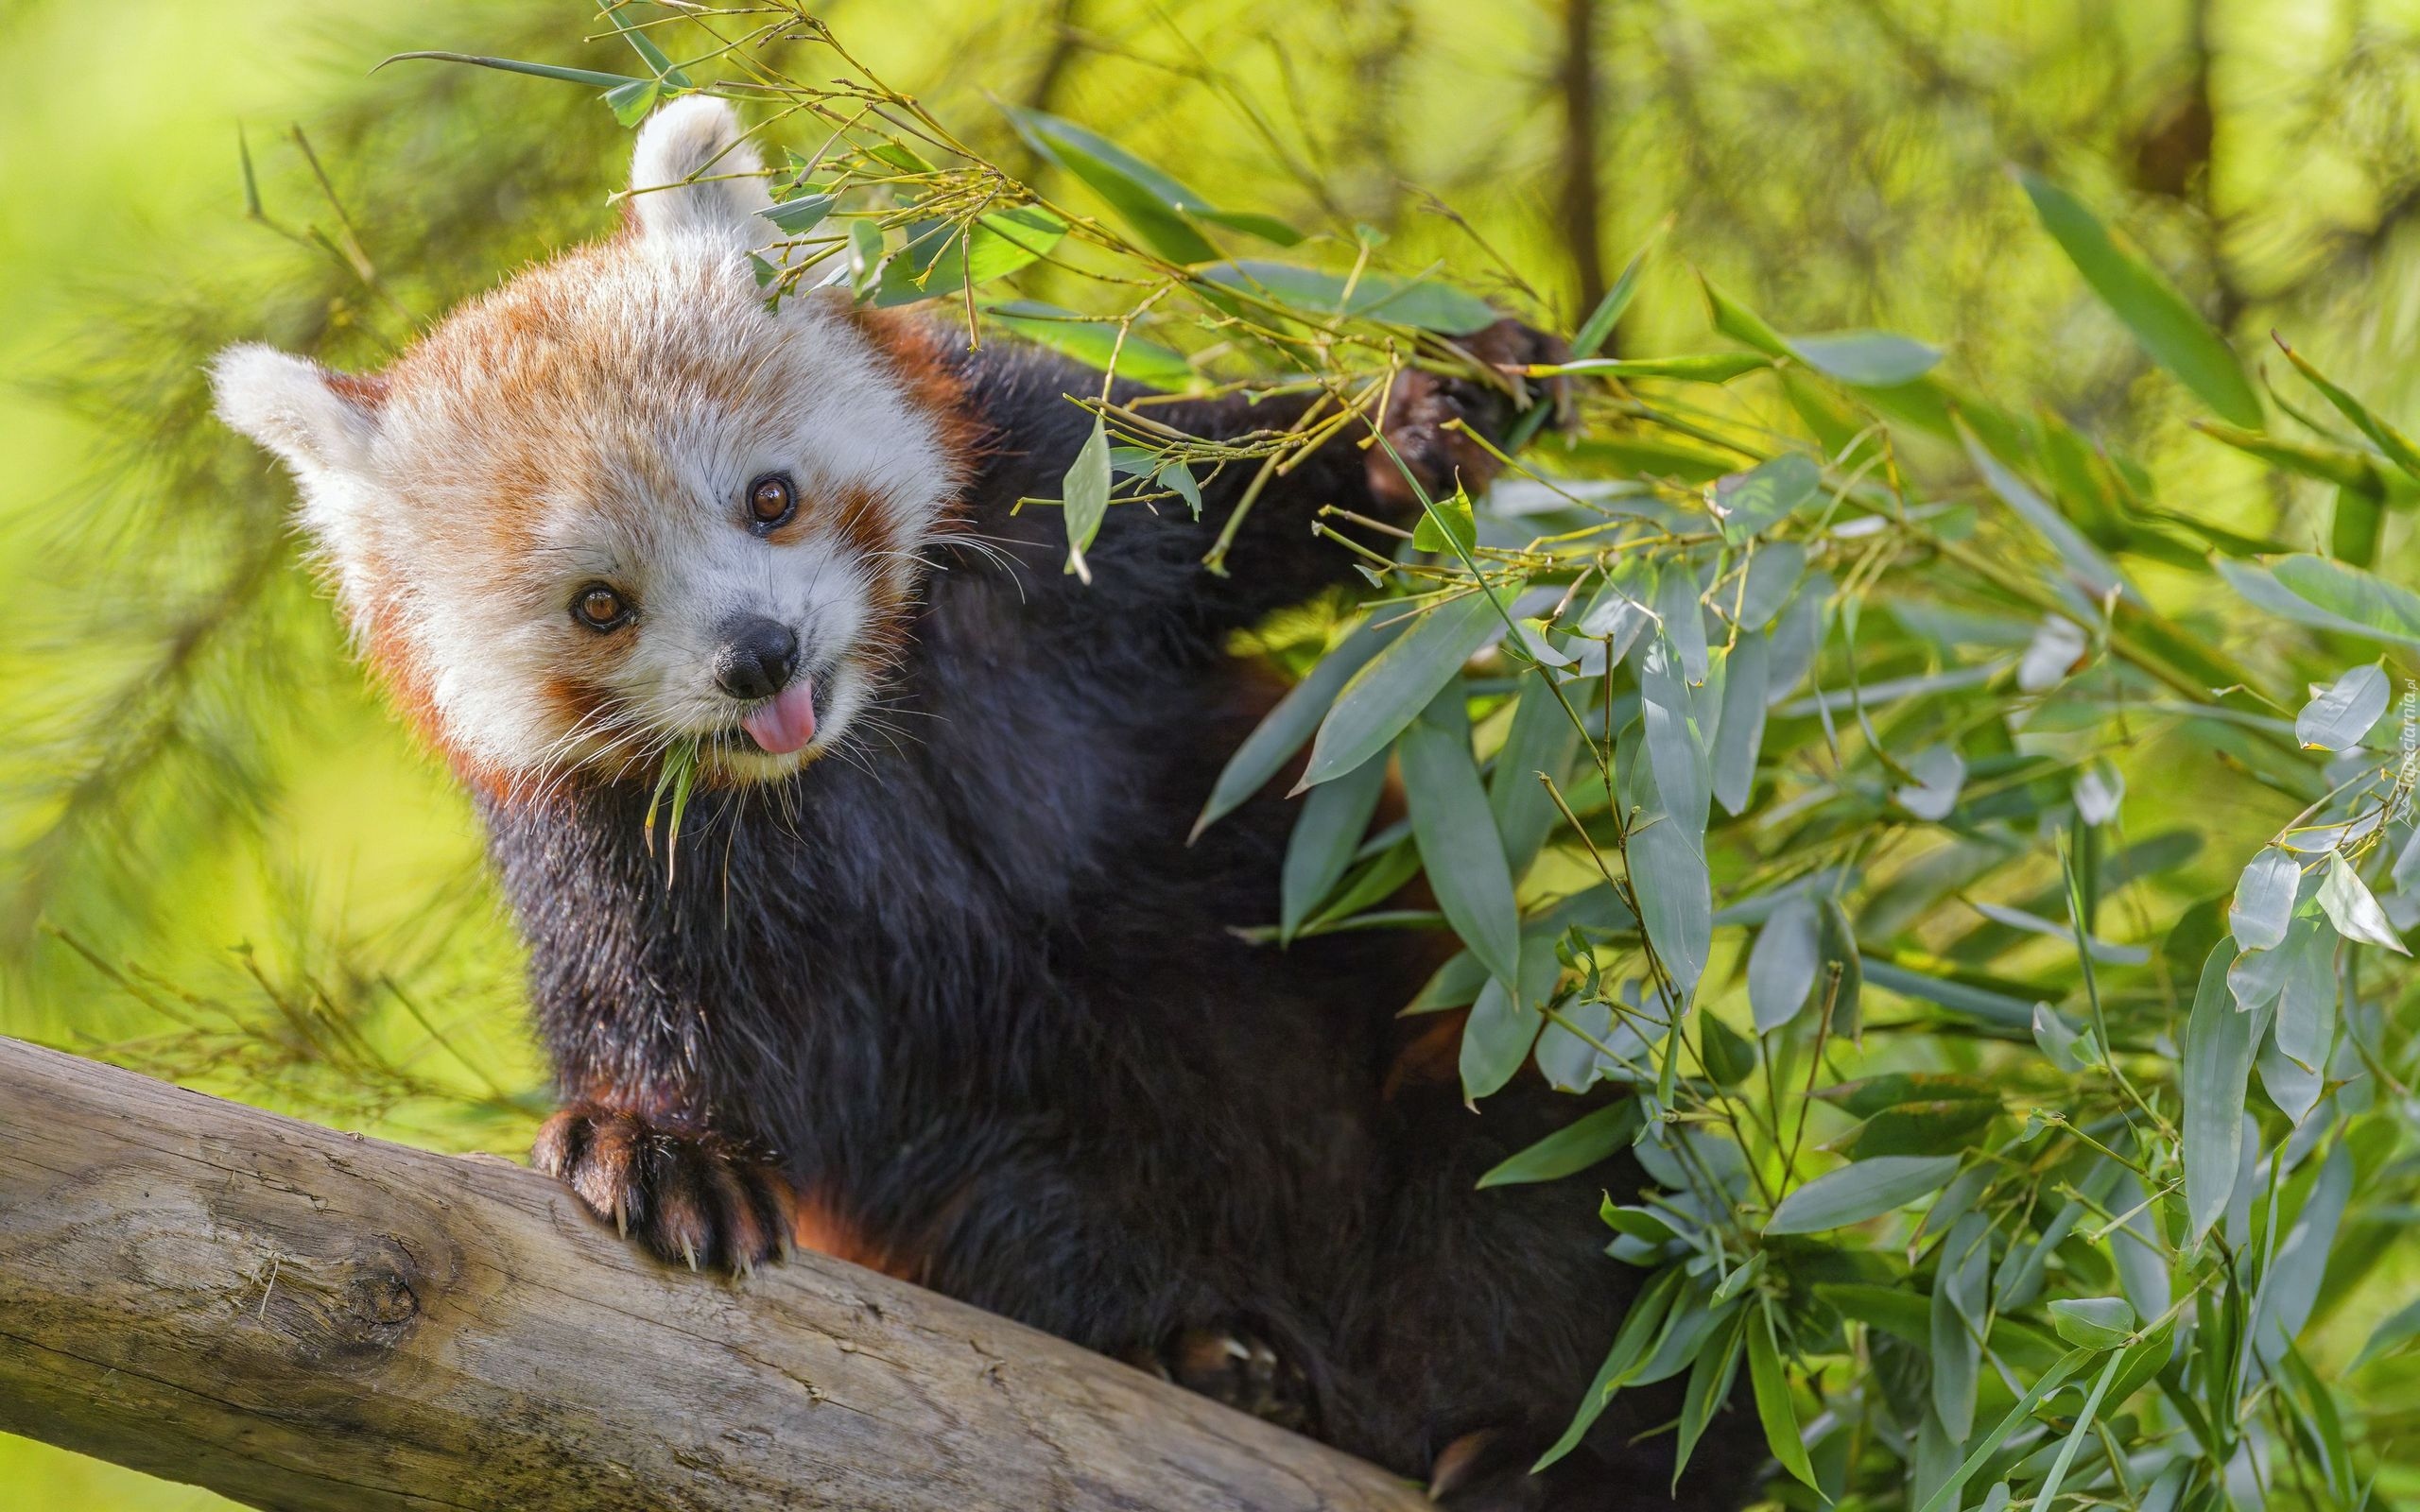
[214,97,971,796]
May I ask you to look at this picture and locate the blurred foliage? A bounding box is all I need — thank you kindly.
[12,0,2420,1507]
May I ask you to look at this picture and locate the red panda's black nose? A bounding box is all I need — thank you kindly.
[714,615,800,701]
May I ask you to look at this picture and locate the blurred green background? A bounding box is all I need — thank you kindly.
[7,0,2420,1503]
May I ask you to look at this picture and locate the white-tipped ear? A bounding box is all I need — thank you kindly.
[211,344,382,477]
[629,95,771,246]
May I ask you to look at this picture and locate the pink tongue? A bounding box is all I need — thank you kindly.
[740,679,818,755]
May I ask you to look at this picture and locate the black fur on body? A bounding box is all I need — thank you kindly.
[490,335,1756,1511]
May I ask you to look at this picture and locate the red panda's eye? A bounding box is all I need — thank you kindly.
[748,472,796,529]
[573,585,631,631]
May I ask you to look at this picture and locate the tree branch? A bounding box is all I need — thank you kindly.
[0,1037,1432,1512]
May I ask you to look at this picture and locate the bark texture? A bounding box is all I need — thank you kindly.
[0,1037,1433,1512]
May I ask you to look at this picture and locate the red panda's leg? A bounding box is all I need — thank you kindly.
[531,1101,798,1274]
[1122,1327,1316,1434]
[1126,318,1567,627]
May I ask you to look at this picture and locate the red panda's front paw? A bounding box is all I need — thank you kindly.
[533,1103,797,1275]
[1367,318,1569,512]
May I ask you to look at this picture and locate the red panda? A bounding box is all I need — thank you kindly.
[215,95,1754,1512]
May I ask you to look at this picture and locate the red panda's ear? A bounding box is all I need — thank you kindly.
[211,344,383,478]
[628,96,773,249]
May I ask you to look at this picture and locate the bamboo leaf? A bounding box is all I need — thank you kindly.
[2320,850,2409,954]
[1061,416,1112,579]
[2229,848,2300,952]
[2276,335,2420,484]
[1193,617,1398,838]
[1766,1155,1962,1234]
[1715,455,1823,543]
[1489,673,1582,878]
[1300,586,1519,790]
[1749,896,1822,1034]
[1476,1102,1644,1189]
[2016,170,2262,427]
[1402,696,1522,988]
[1536,1267,1685,1470]
[1788,330,1943,387]
[2048,1297,2136,1349]
[1279,753,1387,940]
[2185,937,2265,1241]
[1747,1306,1821,1492]
[2295,664,2389,751]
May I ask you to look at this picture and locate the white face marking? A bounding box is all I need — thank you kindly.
[212,98,963,790]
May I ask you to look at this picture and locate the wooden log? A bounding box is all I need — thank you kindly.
[0,1037,1433,1511]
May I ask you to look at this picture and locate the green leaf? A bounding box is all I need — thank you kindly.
[1060,416,1112,578]
[1910,1348,2095,1512]
[1701,1013,1756,1086]
[605,77,663,127]
[1765,1155,1962,1234]
[1673,1311,1749,1486]
[2296,664,2388,751]
[2276,335,2420,483]
[1572,226,1661,358]
[1832,1100,1999,1160]
[1700,271,1790,357]
[1631,815,1713,1003]
[1893,744,1967,823]
[1715,454,1823,543]
[2351,1294,2420,1372]
[2320,850,2408,954]
[1157,460,1201,515]
[1410,487,1478,556]
[2184,936,2264,1241]
[1193,616,1398,838]
[1461,960,1545,1102]
[1544,353,1772,383]
[1603,1202,1681,1244]
[1489,672,1582,879]
[2016,170,2262,427]
[874,206,1066,308]
[1279,752,1387,939]
[1193,260,1500,335]
[1299,585,1520,790]
[1787,330,1943,387]
[1859,959,2036,1029]
[759,191,837,235]
[601,1,694,86]
[980,301,1196,390]
[1733,544,1806,632]
[2193,420,2382,492]
[2253,1142,2352,1363]
[1819,1285,2066,1373]
[1747,1306,1820,1492]
[1816,899,1863,1035]
[2048,1297,2138,1349]
[2216,554,2420,648]
[1958,418,2130,601]
[1656,561,1711,684]
[1402,695,1522,988]
[1931,1212,1990,1438]
[1749,896,1821,1034]
[2230,848,2300,952]
[1536,1267,1685,1469]
[1476,1101,1644,1188]
[998,104,1217,263]
[2025,1348,2128,1512]
[1816,1073,1999,1119]
[383,50,649,92]
[1640,637,1710,833]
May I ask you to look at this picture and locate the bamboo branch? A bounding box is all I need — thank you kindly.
[0,1037,1431,1512]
